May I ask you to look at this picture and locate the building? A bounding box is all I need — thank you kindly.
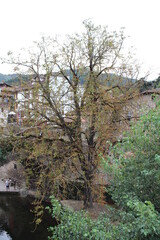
[127,88,160,121]
[0,83,19,131]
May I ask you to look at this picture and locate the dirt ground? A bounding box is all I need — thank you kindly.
[61,200,114,219]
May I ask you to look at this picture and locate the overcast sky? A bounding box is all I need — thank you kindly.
[0,0,159,80]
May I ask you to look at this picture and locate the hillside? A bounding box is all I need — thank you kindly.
[0,73,18,83]
[0,73,29,85]
[0,73,159,90]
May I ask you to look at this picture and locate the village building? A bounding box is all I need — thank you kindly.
[0,83,18,132]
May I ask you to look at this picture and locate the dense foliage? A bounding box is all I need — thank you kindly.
[0,140,13,165]
[48,102,160,239]
[47,196,160,240]
[47,196,123,240]
[106,101,160,211]
[103,100,160,239]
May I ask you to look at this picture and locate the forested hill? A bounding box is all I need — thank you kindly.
[140,77,160,92]
[0,73,17,83]
[0,73,29,85]
[0,73,159,90]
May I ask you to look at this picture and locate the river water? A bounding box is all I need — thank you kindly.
[0,193,54,240]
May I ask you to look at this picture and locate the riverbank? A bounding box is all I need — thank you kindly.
[26,190,111,220]
[0,161,113,220]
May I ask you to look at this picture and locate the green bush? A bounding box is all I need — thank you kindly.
[47,196,116,240]
[102,102,160,239]
[47,196,160,240]
[104,103,160,211]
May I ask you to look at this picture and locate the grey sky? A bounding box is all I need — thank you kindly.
[0,0,159,80]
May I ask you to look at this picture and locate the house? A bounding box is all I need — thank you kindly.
[0,83,19,131]
[127,88,160,121]
[113,88,160,144]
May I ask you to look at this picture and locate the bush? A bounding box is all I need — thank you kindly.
[47,196,116,240]
[47,196,160,240]
[103,103,160,211]
[0,141,13,166]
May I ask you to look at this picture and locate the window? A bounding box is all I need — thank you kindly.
[127,112,131,121]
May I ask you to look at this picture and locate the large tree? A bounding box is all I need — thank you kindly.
[4,20,141,208]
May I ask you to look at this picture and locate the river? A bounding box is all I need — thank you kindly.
[0,193,54,240]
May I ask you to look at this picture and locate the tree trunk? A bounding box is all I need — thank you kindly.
[83,180,93,208]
